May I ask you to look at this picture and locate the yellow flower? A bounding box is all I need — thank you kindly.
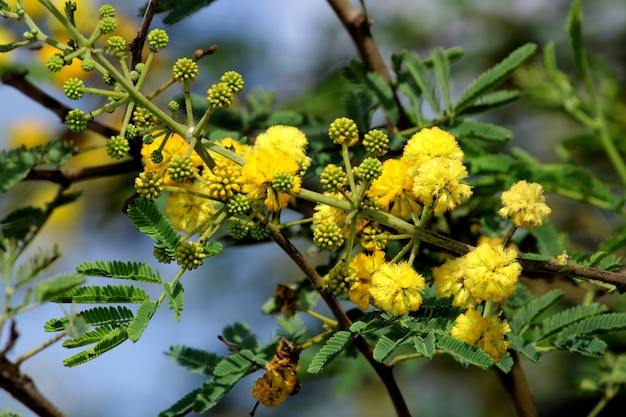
[432,256,480,308]
[498,180,551,228]
[367,159,421,218]
[208,137,252,167]
[463,243,522,303]
[165,182,220,232]
[203,163,243,201]
[451,309,511,362]
[254,125,311,172]
[141,134,203,185]
[411,157,472,215]
[369,262,425,316]
[250,339,300,408]
[312,193,368,238]
[402,126,464,173]
[347,251,386,309]
[241,148,301,211]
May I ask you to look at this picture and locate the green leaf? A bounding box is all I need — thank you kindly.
[308,331,356,374]
[510,289,563,334]
[276,314,307,343]
[566,0,588,83]
[403,52,440,115]
[447,119,513,144]
[598,228,626,254]
[127,300,157,342]
[431,48,452,112]
[127,199,181,252]
[44,306,135,332]
[453,90,521,115]
[51,284,151,303]
[531,224,569,258]
[555,336,606,357]
[454,43,536,113]
[165,345,222,376]
[0,206,44,242]
[158,388,201,417]
[555,313,626,343]
[213,351,256,377]
[465,154,516,175]
[540,303,608,340]
[201,241,223,257]
[63,326,128,367]
[192,371,248,413]
[62,325,119,348]
[15,245,60,286]
[496,352,514,373]
[508,334,542,363]
[364,72,398,124]
[261,110,304,127]
[163,281,184,322]
[0,147,38,193]
[33,273,86,303]
[373,326,413,362]
[350,312,397,334]
[221,322,257,350]
[76,260,162,283]
[413,333,436,359]
[344,90,375,133]
[145,0,220,26]
[437,335,493,369]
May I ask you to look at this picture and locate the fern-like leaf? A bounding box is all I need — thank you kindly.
[308,331,356,374]
[364,72,399,124]
[413,333,436,359]
[510,289,563,334]
[344,90,375,133]
[158,388,201,417]
[508,334,542,363]
[166,345,222,376]
[453,90,521,115]
[76,260,162,283]
[539,303,608,341]
[221,322,257,350]
[163,281,184,322]
[276,314,307,343]
[62,325,118,348]
[555,313,626,343]
[349,312,396,334]
[33,273,86,303]
[454,43,536,113]
[213,351,256,377]
[431,48,452,112]
[127,300,157,342]
[555,336,607,357]
[15,245,59,286]
[447,119,513,143]
[373,327,413,362]
[437,335,493,369]
[127,199,180,252]
[192,371,249,413]
[63,326,128,367]
[44,306,135,332]
[403,52,440,115]
[51,284,150,303]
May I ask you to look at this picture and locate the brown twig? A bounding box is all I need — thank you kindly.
[265,221,412,417]
[130,0,161,67]
[496,351,539,417]
[1,71,119,139]
[24,159,142,187]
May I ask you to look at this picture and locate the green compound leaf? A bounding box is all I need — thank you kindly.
[0,147,38,193]
[276,314,308,343]
[166,345,222,376]
[51,284,151,303]
[76,260,162,283]
[127,300,157,342]
[509,289,563,335]
[364,72,399,125]
[373,326,413,362]
[431,48,452,112]
[163,281,184,322]
[539,303,608,341]
[16,245,60,286]
[62,325,120,348]
[555,336,607,357]
[0,206,44,242]
[345,89,375,133]
[447,119,513,144]
[33,273,86,303]
[158,388,201,417]
[452,90,521,116]
[221,322,258,351]
[413,333,436,359]
[141,0,220,25]
[127,199,181,252]
[403,52,441,116]
[44,306,135,332]
[213,350,256,378]
[63,326,129,367]
[437,335,493,369]
[192,370,249,413]
[555,313,626,344]
[308,330,356,374]
[508,334,542,363]
[454,43,536,114]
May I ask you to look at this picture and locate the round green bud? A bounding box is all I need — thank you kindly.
[226,194,251,216]
[65,109,88,133]
[167,100,180,112]
[46,54,65,72]
[135,170,164,200]
[206,82,234,109]
[133,107,156,127]
[313,222,344,251]
[153,245,172,264]
[357,157,383,181]
[147,28,169,52]
[63,78,85,100]
[320,164,348,192]
[98,4,115,19]
[220,71,244,94]
[102,72,115,85]
[325,265,356,294]
[134,63,145,74]
[106,135,130,159]
[166,155,195,183]
[81,58,96,72]
[99,16,117,34]
[151,150,163,164]
[271,172,296,193]
[142,134,154,145]
[124,124,137,139]
[228,219,249,240]
[129,70,140,82]
[172,58,199,82]
[23,31,35,41]
[16,4,25,17]
[328,117,359,146]
[175,241,206,270]
[106,35,126,55]
[250,223,270,241]
[363,129,389,157]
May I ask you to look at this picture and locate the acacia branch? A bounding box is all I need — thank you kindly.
[24,159,142,187]
[496,351,538,417]
[130,0,161,67]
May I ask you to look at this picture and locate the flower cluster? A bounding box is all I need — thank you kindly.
[450,309,511,362]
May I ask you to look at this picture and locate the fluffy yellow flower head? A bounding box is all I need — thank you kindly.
[208,137,252,167]
[241,148,301,211]
[498,180,551,228]
[141,134,203,185]
[411,157,472,215]
[367,159,421,218]
[463,243,522,303]
[369,262,425,316]
[402,126,464,172]
[451,309,511,362]
[347,251,386,309]
[165,182,220,232]
[254,125,311,172]
[312,193,368,238]
[432,256,480,308]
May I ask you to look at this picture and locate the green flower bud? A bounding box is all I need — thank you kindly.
[313,222,344,251]
[65,109,88,133]
[325,265,357,294]
[99,16,117,34]
[147,28,169,51]
[271,172,296,193]
[106,135,130,159]
[142,134,154,145]
[250,223,270,241]
[106,35,126,55]
[363,129,389,157]
[135,170,164,200]
[151,150,163,164]
[46,54,65,72]
[153,245,172,264]
[357,157,383,181]
[226,194,251,215]
[320,164,348,192]
[81,58,96,72]
[206,82,234,109]
[134,63,145,74]
[125,124,137,140]
[220,71,244,94]
[166,155,195,183]
[63,78,85,100]
[133,107,156,127]
[175,241,206,270]
[98,4,115,19]
[172,58,199,82]
[228,219,250,240]
[328,117,359,146]
[167,100,180,112]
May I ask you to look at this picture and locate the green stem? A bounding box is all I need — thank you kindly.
[37,0,88,46]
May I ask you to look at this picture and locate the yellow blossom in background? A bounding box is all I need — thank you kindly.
[402,126,464,174]
[463,243,521,303]
[411,157,472,215]
[254,125,311,171]
[0,26,16,67]
[451,309,511,362]
[241,148,301,211]
[208,137,252,167]
[141,134,203,185]
[499,180,551,228]
[347,251,386,309]
[369,262,425,316]
[432,256,480,308]
[367,159,421,218]
[165,182,220,233]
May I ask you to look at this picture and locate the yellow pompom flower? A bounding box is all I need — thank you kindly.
[312,192,368,238]
[254,125,311,172]
[463,243,522,303]
[432,256,480,308]
[241,148,301,211]
[347,251,386,309]
[141,134,203,185]
[165,182,220,232]
[411,157,472,215]
[203,163,243,201]
[498,180,552,228]
[402,126,464,173]
[451,309,511,362]
[208,137,252,167]
[369,262,425,316]
[367,159,421,218]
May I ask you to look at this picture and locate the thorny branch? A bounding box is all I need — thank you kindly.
[130,0,161,67]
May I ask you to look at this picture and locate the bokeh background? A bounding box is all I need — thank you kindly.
[1,0,626,416]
